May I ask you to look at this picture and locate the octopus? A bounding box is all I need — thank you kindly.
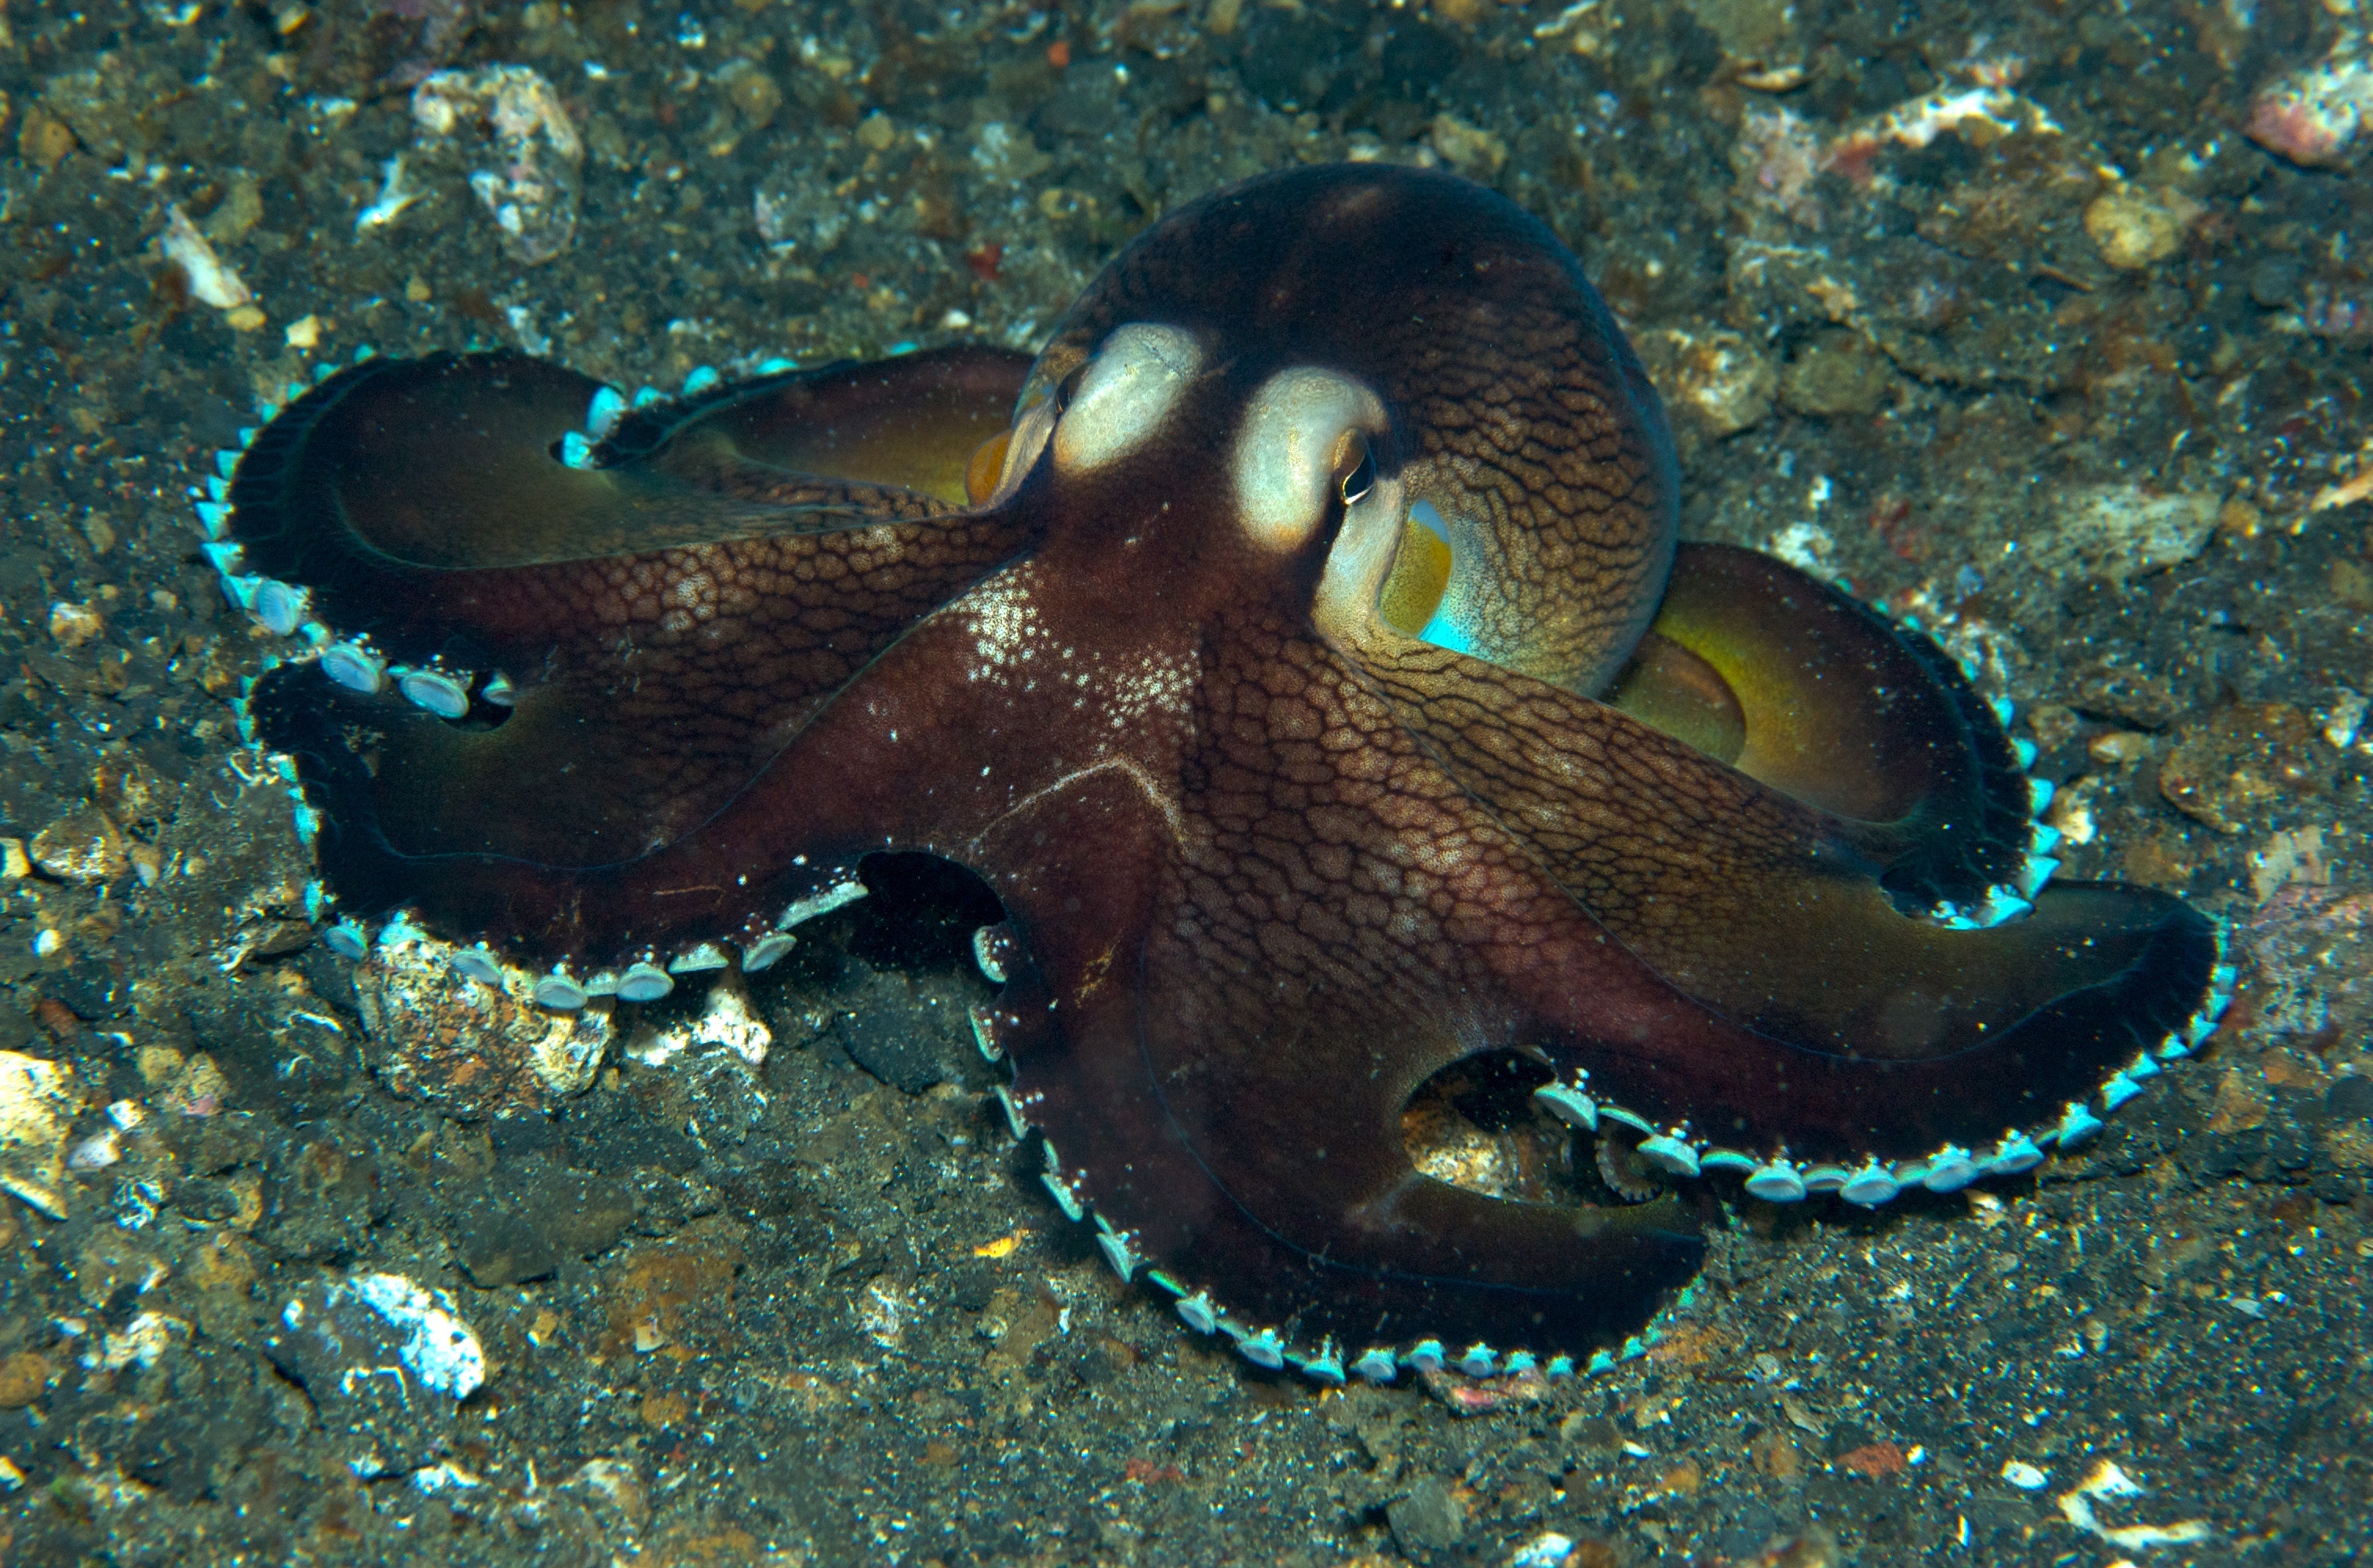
[206,164,2229,1384]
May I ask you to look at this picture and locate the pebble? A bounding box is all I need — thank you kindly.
[2087,731,2154,765]
[355,938,611,1118]
[1387,1475,1471,1557]
[0,1050,81,1220]
[28,807,129,884]
[0,1350,53,1408]
[1780,330,1894,418]
[2083,185,2195,270]
[265,1272,486,1478]
[1657,327,1778,436]
[47,600,103,648]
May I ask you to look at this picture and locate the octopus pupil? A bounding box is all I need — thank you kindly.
[1338,444,1376,506]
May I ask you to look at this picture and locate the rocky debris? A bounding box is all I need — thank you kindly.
[2027,486,2219,585]
[2244,884,2373,1044]
[1387,1474,1471,1559]
[27,807,128,884]
[0,1050,82,1220]
[2083,184,2201,271]
[264,1272,485,1479]
[2158,702,2338,835]
[410,66,583,264]
[352,940,611,1119]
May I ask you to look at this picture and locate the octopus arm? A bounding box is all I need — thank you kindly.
[228,348,1036,951]
[1361,633,2218,1163]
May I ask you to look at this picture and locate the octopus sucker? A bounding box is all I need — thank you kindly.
[213,164,2222,1381]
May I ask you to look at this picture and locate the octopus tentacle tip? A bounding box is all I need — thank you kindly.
[221,161,2219,1381]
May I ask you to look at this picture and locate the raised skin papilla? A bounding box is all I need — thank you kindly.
[210,164,2222,1384]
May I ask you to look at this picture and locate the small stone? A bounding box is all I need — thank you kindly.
[2072,660,2184,729]
[0,1050,82,1220]
[2083,186,2195,270]
[2327,1075,2373,1123]
[2088,731,2153,765]
[2247,257,2303,309]
[719,60,782,129]
[1653,327,1778,436]
[264,1272,486,1478]
[0,1351,53,1408]
[225,304,267,332]
[563,1458,650,1527]
[1779,330,1894,418]
[854,111,896,151]
[48,600,102,648]
[17,106,75,168]
[2033,485,2217,585]
[283,313,322,349]
[1387,1475,1471,1557]
[1428,113,1507,179]
[2025,703,2083,754]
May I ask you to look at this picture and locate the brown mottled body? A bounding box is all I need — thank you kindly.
[229,166,2215,1369]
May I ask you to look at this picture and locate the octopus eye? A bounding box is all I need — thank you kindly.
[1336,437,1376,507]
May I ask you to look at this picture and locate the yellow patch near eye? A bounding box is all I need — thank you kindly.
[965,428,1012,505]
[1377,512,1453,636]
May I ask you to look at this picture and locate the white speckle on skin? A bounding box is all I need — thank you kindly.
[960,563,1048,687]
